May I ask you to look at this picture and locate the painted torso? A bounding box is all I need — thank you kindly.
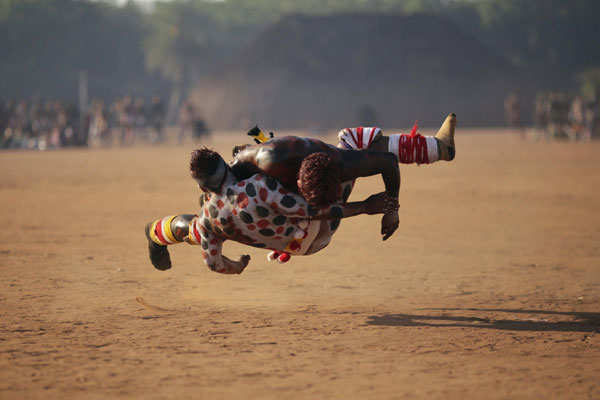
[192,174,352,272]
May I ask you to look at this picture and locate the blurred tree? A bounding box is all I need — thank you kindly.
[2,0,599,104]
[0,0,167,100]
[144,1,216,85]
[454,0,600,81]
[578,68,600,99]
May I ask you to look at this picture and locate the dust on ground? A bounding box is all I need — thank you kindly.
[0,129,598,399]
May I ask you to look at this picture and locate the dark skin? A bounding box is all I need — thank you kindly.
[230,136,400,240]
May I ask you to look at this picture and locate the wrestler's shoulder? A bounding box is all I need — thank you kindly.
[243,173,280,190]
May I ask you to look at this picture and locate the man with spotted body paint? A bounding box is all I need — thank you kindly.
[145,148,397,274]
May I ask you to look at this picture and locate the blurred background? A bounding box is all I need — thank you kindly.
[1,0,599,149]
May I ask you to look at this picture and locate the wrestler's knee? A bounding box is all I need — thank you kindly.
[171,214,195,241]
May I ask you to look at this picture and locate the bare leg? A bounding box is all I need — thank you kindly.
[340,113,457,163]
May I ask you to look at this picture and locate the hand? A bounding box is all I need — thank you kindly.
[381,210,399,241]
[364,192,399,215]
[237,254,251,274]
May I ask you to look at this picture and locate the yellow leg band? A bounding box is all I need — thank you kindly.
[149,220,163,245]
[163,215,178,243]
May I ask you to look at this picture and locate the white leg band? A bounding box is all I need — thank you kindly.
[388,134,439,164]
[426,136,439,163]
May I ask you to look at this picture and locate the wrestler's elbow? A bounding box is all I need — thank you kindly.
[381,151,400,170]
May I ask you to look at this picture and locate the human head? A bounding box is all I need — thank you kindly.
[190,148,229,192]
[297,152,341,208]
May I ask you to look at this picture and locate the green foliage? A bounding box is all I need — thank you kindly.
[145,2,213,83]
[1,0,600,98]
[458,0,600,74]
[0,0,165,99]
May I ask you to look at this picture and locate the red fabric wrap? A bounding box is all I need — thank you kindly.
[398,121,429,165]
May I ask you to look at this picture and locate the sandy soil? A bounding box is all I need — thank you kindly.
[1,129,599,399]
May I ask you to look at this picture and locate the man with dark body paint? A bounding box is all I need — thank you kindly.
[230,136,402,240]
[229,113,457,240]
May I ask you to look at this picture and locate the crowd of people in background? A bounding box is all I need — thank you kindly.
[505,92,600,142]
[0,96,209,150]
[3,91,600,151]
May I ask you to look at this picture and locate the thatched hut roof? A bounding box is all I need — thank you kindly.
[192,14,525,129]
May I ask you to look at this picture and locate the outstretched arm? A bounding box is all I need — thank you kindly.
[307,192,398,220]
[339,150,400,240]
[259,175,397,220]
[339,149,400,198]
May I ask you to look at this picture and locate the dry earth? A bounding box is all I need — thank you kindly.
[1,129,599,399]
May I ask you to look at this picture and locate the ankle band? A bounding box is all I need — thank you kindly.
[150,216,179,245]
[388,122,438,164]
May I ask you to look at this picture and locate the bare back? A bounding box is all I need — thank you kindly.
[231,136,340,192]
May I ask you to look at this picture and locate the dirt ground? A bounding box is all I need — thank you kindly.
[1,129,599,399]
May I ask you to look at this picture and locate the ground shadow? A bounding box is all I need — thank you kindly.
[365,308,600,333]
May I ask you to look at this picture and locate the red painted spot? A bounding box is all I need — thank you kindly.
[210,249,218,256]
[290,218,298,224]
[257,220,270,229]
[232,209,238,215]
[201,251,207,260]
[271,202,278,209]
[276,226,284,234]
[237,181,245,187]
[247,224,256,230]
[214,219,220,226]
[288,240,300,251]
[259,188,268,202]
[204,208,209,217]
[255,174,263,180]
[210,238,219,245]
[237,193,249,209]
[278,188,288,194]
[296,208,306,217]
[216,200,224,209]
